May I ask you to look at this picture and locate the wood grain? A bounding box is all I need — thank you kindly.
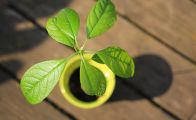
[192,0,196,4]
[0,71,69,120]
[49,80,173,120]
[0,7,173,120]
[191,111,196,120]
[3,0,196,119]
[112,0,196,62]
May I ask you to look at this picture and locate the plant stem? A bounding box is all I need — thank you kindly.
[80,38,88,50]
[73,37,86,61]
[74,37,80,52]
[74,46,79,52]
[78,49,85,61]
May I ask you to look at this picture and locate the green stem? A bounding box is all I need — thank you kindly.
[80,38,88,50]
[78,49,85,61]
[74,46,78,52]
[74,37,80,52]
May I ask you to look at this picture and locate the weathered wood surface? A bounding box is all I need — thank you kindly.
[0,0,7,9]
[112,0,196,62]
[0,8,173,120]
[0,71,69,120]
[191,111,196,120]
[1,0,196,119]
[50,80,174,120]
[192,0,196,4]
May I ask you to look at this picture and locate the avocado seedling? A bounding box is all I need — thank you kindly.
[20,0,134,105]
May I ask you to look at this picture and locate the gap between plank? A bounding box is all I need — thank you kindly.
[120,79,181,120]
[3,4,77,120]
[174,69,196,75]
[8,3,47,33]
[190,0,196,4]
[8,3,75,53]
[117,13,196,66]
[7,2,182,120]
[0,64,77,120]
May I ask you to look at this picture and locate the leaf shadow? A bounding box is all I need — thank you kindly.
[0,0,72,84]
[0,59,22,84]
[0,0,72,56]
[108,54,173,102]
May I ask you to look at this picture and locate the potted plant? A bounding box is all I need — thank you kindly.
[20,0,134,109]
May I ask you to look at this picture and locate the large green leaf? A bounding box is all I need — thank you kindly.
[20,59,67,104]
[80,59,106,96]
[87,0,117,39]
[92,46,135,78]
[46,8,80,47]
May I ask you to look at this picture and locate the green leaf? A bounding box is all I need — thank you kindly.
[92,46,135,78]
[46,8,80,47]
[80,59,106,96]
[87,0,117,39]
[20,59,67,104]
[92,54,104,64]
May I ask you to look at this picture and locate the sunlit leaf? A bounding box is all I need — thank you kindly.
[46,8,80,47]
[80,59,106,96]
[87,0,117,39]
[92,46,135,78]
[20,59,67,104]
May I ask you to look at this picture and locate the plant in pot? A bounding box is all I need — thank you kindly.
[20,0,134,109]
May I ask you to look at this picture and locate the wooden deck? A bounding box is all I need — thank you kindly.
[0,0,196,120]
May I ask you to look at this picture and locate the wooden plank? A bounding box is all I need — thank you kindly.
[0,71,69,120]
[192,0,196,4]
[0,0,7,9]
[49,80,173,120]
[112,0,196,62]
[88,10,196,120]
[0,8,73,67]
[191,112,196,120]
[153,71,196,119]
[4,0,196,119]
[90,17,196,120]
[0,7,174,120]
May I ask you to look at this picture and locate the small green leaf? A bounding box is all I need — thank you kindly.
[92,46,135,78]
[80,59,106,96]
[87,0,117,39]
[20,59,67,104]
[46,8,80,47]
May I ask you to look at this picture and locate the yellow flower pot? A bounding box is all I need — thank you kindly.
[59,53,116,109]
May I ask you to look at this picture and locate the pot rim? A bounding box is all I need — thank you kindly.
[59,53,116,109]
